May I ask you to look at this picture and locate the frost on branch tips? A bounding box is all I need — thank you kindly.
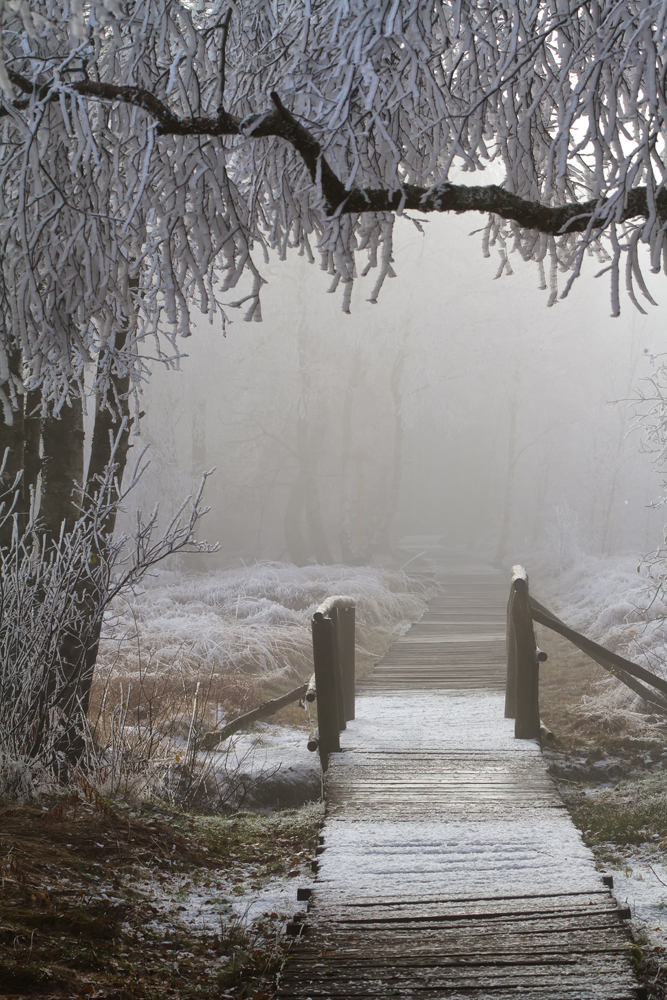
[2,0,667,404]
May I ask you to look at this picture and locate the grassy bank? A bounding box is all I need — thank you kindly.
[538,624,667,999]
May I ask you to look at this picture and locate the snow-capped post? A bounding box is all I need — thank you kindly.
[311,613,341,771]
[338,607,356,722]
[505,586,517,720]
[508,566,541,740]
[312,596,356,770]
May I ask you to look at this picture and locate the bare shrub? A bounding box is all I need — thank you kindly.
[0,439,428,809]
[0,451,214,800]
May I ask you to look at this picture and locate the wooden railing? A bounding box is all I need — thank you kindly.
[505,565,544,739]
[507,563,667,740]
[197,596,355,758]
[308,596,356,771]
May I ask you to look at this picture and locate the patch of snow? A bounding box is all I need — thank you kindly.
[341,691,529,751]
[127,866,311,940]
[318,817,599,897]
[606,858,667,949]
[211,723,322,811]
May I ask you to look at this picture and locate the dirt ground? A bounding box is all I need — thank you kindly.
[537,624,667,1000]
[0,793,321,1000]
[0,618,407,1000]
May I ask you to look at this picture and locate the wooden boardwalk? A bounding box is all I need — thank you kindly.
[279,573,643,1000]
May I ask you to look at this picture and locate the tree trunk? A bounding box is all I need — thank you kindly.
[71,333,136,745]
[86,377,131,519]
[40,398,85,540]
[339,349,363,564]
[301,409,334,564]
[359,349,405,561]
[37,396,86,777]
[0,350,26,548]
[191,402,206,477]
[52,325,134,774]
[530,453,550,548]
[283,323,334,565]
[296,327,333,564]
[184,402,209,571]
[22,389,42,526]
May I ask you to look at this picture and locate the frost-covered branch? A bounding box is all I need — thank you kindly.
[9,69,657,235]
[5,0,667,400]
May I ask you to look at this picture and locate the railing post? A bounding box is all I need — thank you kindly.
[311,612,341,771]
[505,585,517,719]
[509,565,540,740]
[338,606,356,722]
[329,608,346,732]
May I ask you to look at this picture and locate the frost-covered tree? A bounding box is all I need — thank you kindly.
[3,0,667,769]
[3,0,666,516]
[3,0,667,404]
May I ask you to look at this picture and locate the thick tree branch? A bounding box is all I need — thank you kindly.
[350,182,662,235]
[4,69,663,234]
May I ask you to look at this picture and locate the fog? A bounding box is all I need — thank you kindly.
[124,213,667,572]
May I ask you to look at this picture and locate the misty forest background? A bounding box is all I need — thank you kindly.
[131,211,664,574]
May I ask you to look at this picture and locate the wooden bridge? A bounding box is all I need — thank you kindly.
[277,572,646,1000]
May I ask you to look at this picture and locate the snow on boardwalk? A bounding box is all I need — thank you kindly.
[278,574,643,1000]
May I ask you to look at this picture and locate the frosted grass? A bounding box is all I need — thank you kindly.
[79,563,430,809]
[97,562,428,684]
[537,555,667,670]
[535,553,667,722]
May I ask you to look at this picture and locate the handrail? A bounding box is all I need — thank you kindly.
[506,566,667,741]
[310,596,356,771]
[199,683,309,751]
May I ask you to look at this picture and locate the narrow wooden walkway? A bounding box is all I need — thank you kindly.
[279,573,643,999]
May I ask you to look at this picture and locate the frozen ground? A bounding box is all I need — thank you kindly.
[123,847,316,941]
[530,552,667,961]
